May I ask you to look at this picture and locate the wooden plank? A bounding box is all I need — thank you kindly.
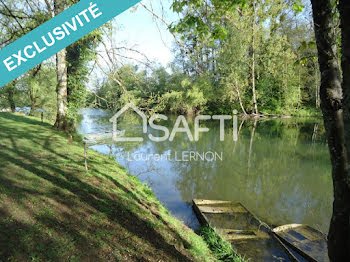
[219,228,270,242]
[222,229,257,235]
[225,234,261,241]
[192,199,210,225]
[197,204,248,214]
[193,199,240,206]
[274,224,303,233]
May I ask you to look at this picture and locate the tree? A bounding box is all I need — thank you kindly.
[25,65,57,117]
[53,0,68,130]
[250,0,258,115]
[170,0,312,115]
[66,31,101,130]
[0,0,100,131]
[28,65,42,116]
[3,81,17,112]
[310,0,350,260]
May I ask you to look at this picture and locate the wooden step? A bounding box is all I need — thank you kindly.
[197,204,248,214]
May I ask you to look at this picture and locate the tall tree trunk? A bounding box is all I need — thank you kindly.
[7,83,16,113]
[297,62,301,111]
[310,0,350,261]
[338,0,350,258]
[251,1,258,115]
[315,61,320,108]
[29,88,36,116]
[28,65,41,116]
[28,85,36,116]
[53,0,68,130]
[340,2,350,154]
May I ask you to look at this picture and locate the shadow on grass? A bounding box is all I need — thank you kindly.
[0,113,51,128]
[0,114,194,261]
[93,167,194,250]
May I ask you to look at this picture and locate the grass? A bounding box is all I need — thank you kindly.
[0,112,216,261]
[198,226,246,262]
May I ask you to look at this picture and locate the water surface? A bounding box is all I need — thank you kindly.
[78,108,332,233]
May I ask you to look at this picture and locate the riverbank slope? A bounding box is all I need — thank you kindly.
[0,113,215,261]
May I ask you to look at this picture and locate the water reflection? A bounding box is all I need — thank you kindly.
[78,109,332,232]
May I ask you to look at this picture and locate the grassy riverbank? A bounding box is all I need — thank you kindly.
[0,112,217,261]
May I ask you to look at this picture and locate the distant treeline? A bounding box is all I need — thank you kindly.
[91,0,321,116]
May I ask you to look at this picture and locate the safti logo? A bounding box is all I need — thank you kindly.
[110,103,238,143]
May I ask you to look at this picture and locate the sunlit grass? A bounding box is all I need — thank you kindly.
[0,112,216,261]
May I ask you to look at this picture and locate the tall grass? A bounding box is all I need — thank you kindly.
[198,226,246,262]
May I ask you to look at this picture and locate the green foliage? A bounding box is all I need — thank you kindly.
[0,65,57,120]
[97,65,210,115]
[0,0,322,120]
[97,0,320,117]
[166,0,320,115]
[26,66,58,119]
[292,1,305,13]
[66,29,102,129]
[0,0,103,130]
[159,78,208,114]
[171,0,246,41]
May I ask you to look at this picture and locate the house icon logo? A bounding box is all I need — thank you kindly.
[109,103,147,142]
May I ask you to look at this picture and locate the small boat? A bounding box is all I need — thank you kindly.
[273,224,329,262]
[192,199,329,262]
[192,199,298,262]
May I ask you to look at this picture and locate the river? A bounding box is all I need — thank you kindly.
[77,108,332,233]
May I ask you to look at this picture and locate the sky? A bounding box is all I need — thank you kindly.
[111,0,179,67]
